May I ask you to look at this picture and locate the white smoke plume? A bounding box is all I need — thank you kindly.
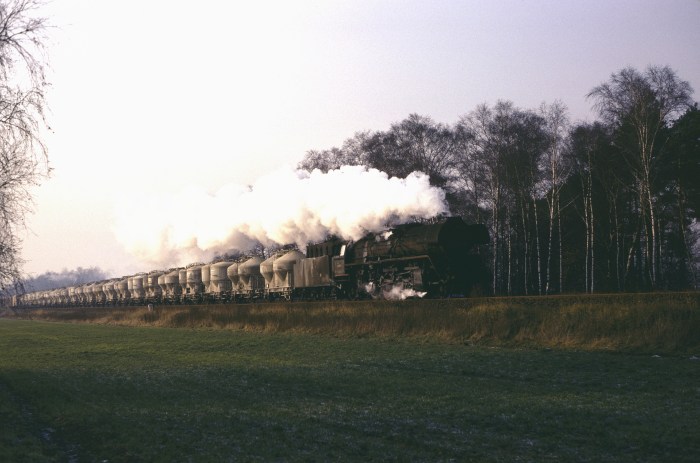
[113,165,448,268]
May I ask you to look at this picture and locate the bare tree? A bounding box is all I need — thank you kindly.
[0,0,50,293]
[453,118,483,222]
[569,124,600,293]
[298,131,373,173]
[539,101,570,293]
[297,147,345,172]
[458,101,548,295]
[587,65,693,288]
[459,103,503,294]
[360,114,459,190]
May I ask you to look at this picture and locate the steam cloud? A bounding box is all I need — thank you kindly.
[114,165,448,267]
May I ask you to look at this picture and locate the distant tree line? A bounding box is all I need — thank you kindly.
[299,65,699,295]
[21,267,108,293]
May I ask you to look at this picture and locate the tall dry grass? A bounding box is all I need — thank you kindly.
[13,292,700,353]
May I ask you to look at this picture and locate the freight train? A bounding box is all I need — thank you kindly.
[8,217,489,308]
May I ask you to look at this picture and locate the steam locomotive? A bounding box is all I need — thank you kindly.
[10,217,489,308]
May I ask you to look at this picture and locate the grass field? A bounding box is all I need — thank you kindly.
[1,318,699,462]
[12,291,700,353]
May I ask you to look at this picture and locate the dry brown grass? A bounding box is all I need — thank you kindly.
[13,292,700,353]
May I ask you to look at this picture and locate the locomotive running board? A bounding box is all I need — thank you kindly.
[344,255,432,267]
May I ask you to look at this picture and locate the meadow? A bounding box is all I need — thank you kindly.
[1,310,699,462]
[14,291,700,353]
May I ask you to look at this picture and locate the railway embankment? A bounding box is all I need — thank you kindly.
[5,292,700,354]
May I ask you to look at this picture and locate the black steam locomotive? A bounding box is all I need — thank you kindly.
[332,217,489,299]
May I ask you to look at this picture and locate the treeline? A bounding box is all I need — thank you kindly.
[299,65,699,295]
[21,267,108,293]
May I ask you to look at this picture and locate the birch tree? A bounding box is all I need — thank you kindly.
[587,65,693,288]
[539,101,570,293]
[459,101,547,295]
[569,124,600,292]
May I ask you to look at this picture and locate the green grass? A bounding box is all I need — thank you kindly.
[1,319,699,462]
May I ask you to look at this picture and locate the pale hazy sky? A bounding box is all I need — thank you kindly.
[21,0,700,277]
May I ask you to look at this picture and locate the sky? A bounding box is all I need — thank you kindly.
[19,0,700,278]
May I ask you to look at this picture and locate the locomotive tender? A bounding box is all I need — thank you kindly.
[11,217,489,308]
